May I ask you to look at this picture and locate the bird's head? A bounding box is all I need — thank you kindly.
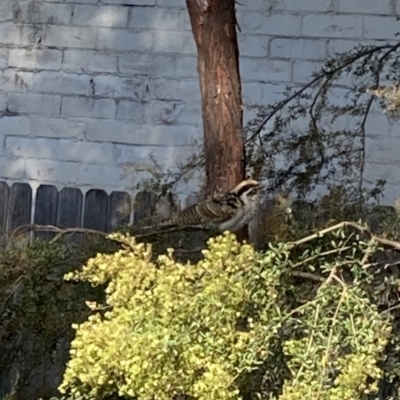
[231,179,262,201]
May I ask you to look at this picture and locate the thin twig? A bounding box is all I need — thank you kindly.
[246,42,400,146]
[291,246,353,269]
[317,283,347,399]
[357,45,398,197]
[290,220,400,251]
[10,224,108,237]
[8,224,108,243]
[8,223,212,246]
[363,258,400,270]
[290,271,325,282]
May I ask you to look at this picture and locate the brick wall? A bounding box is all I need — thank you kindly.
[0,0,400,206]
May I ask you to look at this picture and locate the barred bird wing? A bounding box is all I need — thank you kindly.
[160,193,242,227]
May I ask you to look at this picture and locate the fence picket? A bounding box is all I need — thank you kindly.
[106,191,132,232]
[34,185,59,240]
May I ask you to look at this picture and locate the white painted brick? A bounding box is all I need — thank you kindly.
[239,13,302,36]
[182,9,191,31]
[116,100,146,123]
[7,93,61,117]
[175,174,202,196]
[240,58,292,83]
[365,112,400,137]
[153,31,196,54]
[0,116,30,136]
[94,75,148,99]
[319,112,349,132]
[0,23,20,45]
[234,1,261,10]
[150,79,201,102]
[242,83,264,106]
[116,99,186,125]
[66,0,97,3]
[241,0,331,12]
[365,135,400,164]
[156,0,185,7]
[364,16,400,40]
[261,83,289,104]
[175,56,197,78]
[0,2,14,22]
[270,38,326,60]
[333,69,355,87]
[292,60,324,83]
[116,144,195,169]
[271,0,332,12]
[175,102,202,126]
[57,140,117,164]
[118,53,175,77]
[327,39,359,58]
[85,120,201,146]
[64,50,117,74]
[101,0,155,4]
[0,48,8,68]
[239,35,268,58]
[73,5,129,27]
[6,136,57,160]
[98,28,153,52]
[15,2,73,25]
[325,87,356,110]
[0,69,23,92]
[25,159,79,184]
[61,74,93,96]
[77,164,133,187]
[16,25,43,46]
[0,157,25,180]
[61,97,116,119]
[339,0,392,14]
[0,70,62,94]
[30,117,87,139]
[21,71,62,94]
[0,92,7,111]
[363,162,400,185]
[43,26,97,49]
[379,183,400,206]
[303,15,362,38]
[8,49,62,71]
[128,7,184,30]
[243,106,259,127]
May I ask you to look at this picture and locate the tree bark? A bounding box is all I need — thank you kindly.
[185,0,245,197]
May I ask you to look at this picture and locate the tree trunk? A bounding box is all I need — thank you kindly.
[186,0,245,197]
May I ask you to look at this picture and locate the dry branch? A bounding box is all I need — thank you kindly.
[8,224,108,245]
[290,220,400,251]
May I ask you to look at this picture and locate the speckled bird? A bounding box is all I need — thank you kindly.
[157,179,262,232]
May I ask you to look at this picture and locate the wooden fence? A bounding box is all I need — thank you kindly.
[0,180,396,247]
[0,181,169,245]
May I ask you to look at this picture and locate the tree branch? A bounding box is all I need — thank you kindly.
[246,42,400,146]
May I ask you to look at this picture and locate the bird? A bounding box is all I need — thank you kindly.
[154,179,262,233]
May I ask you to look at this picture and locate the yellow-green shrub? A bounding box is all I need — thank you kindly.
[59,230,392,400]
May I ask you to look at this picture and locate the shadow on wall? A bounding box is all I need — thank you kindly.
[0,1,204,216]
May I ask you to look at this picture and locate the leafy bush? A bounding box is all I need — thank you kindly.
[0,237,120,400]
[58,227,396,400]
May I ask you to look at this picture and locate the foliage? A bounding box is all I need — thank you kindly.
[0,236,120,400]
[243,42,400,198]
[58,227,399,400]
[369,84,400,116]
